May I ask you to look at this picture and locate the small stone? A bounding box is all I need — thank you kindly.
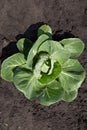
[4,123,8,127]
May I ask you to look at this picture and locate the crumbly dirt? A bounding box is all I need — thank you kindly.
[0,0,87,130]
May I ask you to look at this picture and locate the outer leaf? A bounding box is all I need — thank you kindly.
[38,40,62,54]
[59,38,84,58]
[63,90,78,102]
[1,53,26,82]
[38,40,70,65]
[27,34,50,68]
[13,67,44,99]
[59,59,85,92]
[17,38,32,58]
[39,80,64,106]
[50,50,70,65]
[38,24,52,38]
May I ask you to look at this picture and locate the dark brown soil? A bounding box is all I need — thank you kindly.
[0,0,87,130]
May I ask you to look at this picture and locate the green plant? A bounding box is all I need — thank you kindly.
[1,25,85,106]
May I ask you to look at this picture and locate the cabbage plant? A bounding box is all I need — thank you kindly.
[1,25,85,106]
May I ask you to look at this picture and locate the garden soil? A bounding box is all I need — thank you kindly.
[0,0,87,130]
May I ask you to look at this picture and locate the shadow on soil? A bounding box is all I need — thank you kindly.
[1,22,75,63]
